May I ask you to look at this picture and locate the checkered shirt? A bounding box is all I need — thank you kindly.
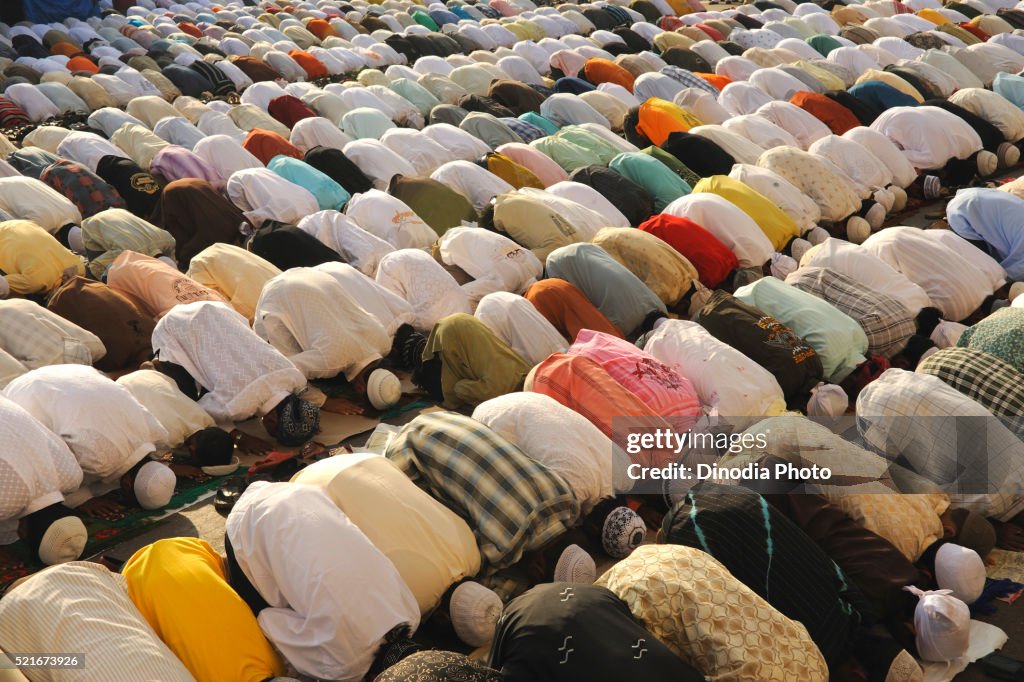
[384,411,580,573]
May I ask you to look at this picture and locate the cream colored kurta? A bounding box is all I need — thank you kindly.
[292,453,481,614]
[186,243,282,322]
[116,370,216,449]
[254,268,391,381]
[0,563,196,682]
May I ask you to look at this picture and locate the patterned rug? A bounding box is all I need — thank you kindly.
[0,466,244,590]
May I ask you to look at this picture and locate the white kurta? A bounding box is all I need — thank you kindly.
[225,482,420,682]
[438,226,543,305]
[151,301,309,424]
[430,161,514,211]
[544,181,630,228]
[254,268,391,381]
[0,177,82,234]
[297,210,394,277]
[802,238,933,315]
[871,106,983,169]
[0,299,106,370]
[861,226,992,322]
[374,249,472,330]
[919,229,1007,291]
[116,370,216,450]
[313,262,416,337]
[226,168,321,227]
[0,563,197,682]
[344,189,438,250]
[808,134,894,191]
[0,395,82,543]
[842,126,919,189]
[474,292,568,365]
[472,392,615,512]
[664,192,775,268]
[3,365,166,484]
[729,163,821,232]
[192,134,264,190]
[643,319,787,420]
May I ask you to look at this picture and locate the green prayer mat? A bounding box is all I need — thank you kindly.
[0,467,244,590]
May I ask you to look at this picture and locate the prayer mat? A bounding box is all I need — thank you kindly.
[0,463,245,591]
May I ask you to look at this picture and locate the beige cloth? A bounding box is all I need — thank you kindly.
[491,192,588,261]
[110,122,171,170]
[591,227,699,305]
[116,370,216,449]
[825,493,949,563]
[254,268,391,381]
[0,562,196,682]
[0,349,26,389]
[186,243,281,322]
[292,453,481,615]
[596,545,828,682]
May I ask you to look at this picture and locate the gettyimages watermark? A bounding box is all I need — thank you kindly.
[609,414,1024,510]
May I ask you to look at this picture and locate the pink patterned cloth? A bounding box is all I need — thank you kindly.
[567,329,702,419]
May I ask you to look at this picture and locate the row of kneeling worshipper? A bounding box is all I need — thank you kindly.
[2,0,1024,678]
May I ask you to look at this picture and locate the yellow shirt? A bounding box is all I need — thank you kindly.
[0,220,84,295]
[592,227,699,306]
[692,175,801,252]
[122,537,286,682]
[186,243,281,322]
[292,454,481,615]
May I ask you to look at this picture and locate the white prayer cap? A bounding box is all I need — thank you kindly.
[770,252,797,280]
[846,215,871,244]
[450,581,502,647]
[865,202,886,230]
[554,544,596,584]
[930,320,967,349]
[37,515,88,565]
[806,382,848,419]
[935,543,986,605]
[872,187,894,213]
[134,461,176,509]
[789,237,812,263]
[905,586,970,662]
[998,142,1020,169]
[806,226,830,245]
[367,368,401,410]
[156,255,178,269]
[1010,282,1024,302]
[976,150,998,178]
[67,226,85,254]
[0,276,8,299]
[890,185,908,212]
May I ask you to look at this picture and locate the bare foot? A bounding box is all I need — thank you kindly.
[322,397,365,415]
[77,498,128,521]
